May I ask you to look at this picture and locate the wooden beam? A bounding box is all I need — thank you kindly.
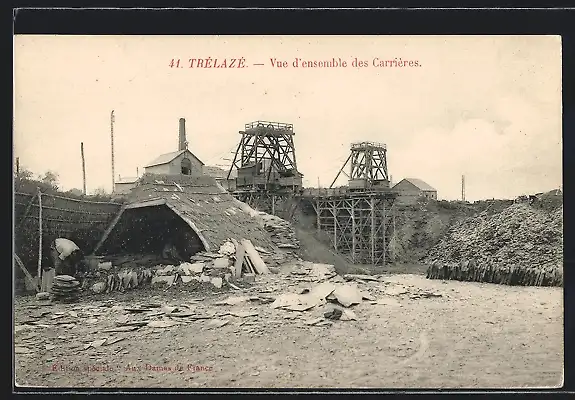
[371,197,375,265]
[233,243,245,278]
[383,199,386,267]
[241,239,269,274]
[351,198,356,263]
[91,205,126,255]
[330,152,352,189]
[14,254,39,293]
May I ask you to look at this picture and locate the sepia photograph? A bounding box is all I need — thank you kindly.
[13,34,563,389]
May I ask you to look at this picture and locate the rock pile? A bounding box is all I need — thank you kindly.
[425,203,563,286]
[86,239,281,295]
[51,275,81,301]
[259,212,300,250]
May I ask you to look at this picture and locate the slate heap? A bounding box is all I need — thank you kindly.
[50,275,81,301]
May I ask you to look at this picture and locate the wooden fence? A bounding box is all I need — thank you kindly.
[14,191,122,284]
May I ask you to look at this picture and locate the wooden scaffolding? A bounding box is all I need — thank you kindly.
[311,191,396,266]
[232,190,297,218]
[228,121,302,191]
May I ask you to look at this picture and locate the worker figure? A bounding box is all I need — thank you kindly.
[50,238,85,277]
[162,241,183,262]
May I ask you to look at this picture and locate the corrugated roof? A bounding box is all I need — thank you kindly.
[144,149,205,168]
[396,178,436,192]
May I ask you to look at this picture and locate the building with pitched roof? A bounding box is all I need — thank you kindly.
[114,176,139,195]
[144,149,205,176]
[392,178,437,205]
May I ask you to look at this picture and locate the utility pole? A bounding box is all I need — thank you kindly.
[461,174,466,202]
[81,142,87,195]
[111,110,116,192]
[15,157,20,191]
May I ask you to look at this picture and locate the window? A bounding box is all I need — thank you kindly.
[181,158,192,175]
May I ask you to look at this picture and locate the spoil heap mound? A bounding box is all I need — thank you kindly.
[425,203,563,286]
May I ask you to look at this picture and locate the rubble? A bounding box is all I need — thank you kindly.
[35,292,50,301]
[258,212,300,250]
[332,284,362,307]
[425,203,563,286]
[324,308,343,320]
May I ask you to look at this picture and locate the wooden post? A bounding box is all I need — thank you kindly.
[37,190,43,281]
[351,199,356,264]
[15,157,20,191]
[81,142,87,195]
[382,199,386,267]
[332,200,337,253]
[315,199,320,237]
[15,254,39,293]
[371,197,375,265]
[111,110,116,192]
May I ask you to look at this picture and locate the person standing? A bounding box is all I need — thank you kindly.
[50,237,85,277]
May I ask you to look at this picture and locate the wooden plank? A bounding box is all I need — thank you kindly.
[233,243,245,278]
[243,255,255,274]
[14,254,39,292]
[241,239,269,274]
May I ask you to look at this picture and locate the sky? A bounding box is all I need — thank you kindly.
[14,35,562,201]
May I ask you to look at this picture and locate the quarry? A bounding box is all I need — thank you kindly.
[13,118,564,389]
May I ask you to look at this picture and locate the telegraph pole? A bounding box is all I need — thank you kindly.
[81,142,87,195]
[111,110,115,192]
[461,174,466,202]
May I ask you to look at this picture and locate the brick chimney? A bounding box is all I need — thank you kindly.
[178,118,187,151]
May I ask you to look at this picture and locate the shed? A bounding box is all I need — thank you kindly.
[92,174,275,259]
[144,149,205,176]
[114,176,139,195]
[392,178,438,205]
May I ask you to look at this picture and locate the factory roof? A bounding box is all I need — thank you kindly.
[144,149,205,168]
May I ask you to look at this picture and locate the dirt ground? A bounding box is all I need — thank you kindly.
[14,266,563,390]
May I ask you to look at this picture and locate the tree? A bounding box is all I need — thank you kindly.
[92,187,108,196]
[14,166,34,181]
[38,171,59,191]
[66,188,84,196]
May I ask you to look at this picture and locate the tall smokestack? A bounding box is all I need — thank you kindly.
[178,118,187,151]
